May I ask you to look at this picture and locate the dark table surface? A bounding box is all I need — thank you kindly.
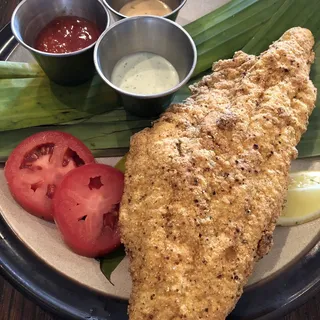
[0,1,320,320]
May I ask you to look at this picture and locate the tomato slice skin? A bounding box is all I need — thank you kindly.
[4,131,95,221]
[52,163,124,258]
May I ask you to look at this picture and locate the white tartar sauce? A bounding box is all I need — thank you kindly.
[111,52,180,95]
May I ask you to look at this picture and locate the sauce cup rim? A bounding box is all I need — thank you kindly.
[11,0,110,58]
[94,15,197,100]
[103,0,188,20]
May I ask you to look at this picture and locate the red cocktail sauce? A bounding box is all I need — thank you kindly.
[34,16,100,54]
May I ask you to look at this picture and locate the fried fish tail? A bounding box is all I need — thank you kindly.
[120,27,317,320]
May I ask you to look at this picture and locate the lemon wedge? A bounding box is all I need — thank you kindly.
[278,171,320,226]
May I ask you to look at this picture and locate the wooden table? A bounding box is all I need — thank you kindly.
[0,1,319,319]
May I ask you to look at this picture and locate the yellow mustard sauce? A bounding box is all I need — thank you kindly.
[120,0,172,17]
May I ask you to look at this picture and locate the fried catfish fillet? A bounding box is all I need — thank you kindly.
[119,28,317,320]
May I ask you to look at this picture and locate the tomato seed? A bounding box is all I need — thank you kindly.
[63,148,85,167]
[62,158,70,167]
[20,163,33,169]
[21,143,55,169]
[25,152,39,162]
[40,144,54,155]
[46,184,56,199]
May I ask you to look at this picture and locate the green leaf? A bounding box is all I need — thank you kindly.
[242,0,320,158]
[115,155,127,173]
[0,75,119,131]
[99,246,126,285]
[297,43,320,158]
[243,0,320,54]
[0,110,152,161]
[0,61,44,78]
[0,74,207,161]
[185,0,285,75]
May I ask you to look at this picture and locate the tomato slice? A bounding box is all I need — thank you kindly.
[4,131,95,220]
[52,163,124,257]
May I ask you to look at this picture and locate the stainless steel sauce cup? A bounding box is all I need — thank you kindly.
[11,0,110,86]
[94,16,197,117]
[103,0,187,21]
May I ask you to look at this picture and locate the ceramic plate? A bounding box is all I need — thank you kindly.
[0,1,320,319]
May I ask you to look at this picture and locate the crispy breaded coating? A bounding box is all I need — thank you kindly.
[119,28,317,320]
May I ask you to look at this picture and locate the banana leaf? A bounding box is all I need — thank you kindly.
[0,75,119,131]
[0,61,44,78]
[299,42,320,158]
[242,0,320,158]
[99,246,126,285]
[0,79,197,161]
[0,110,151,160]
[0,0,284,132]
[185,0,284,75]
